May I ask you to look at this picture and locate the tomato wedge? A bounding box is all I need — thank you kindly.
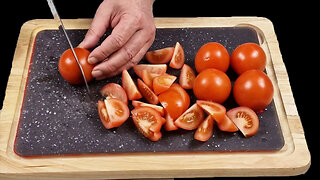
[158,89,185,120]
[170,83,190,112]
[196,100,226,124]
[132,100,165,116]
[100,83,128,105]
[145,47,174,64]
[133,64,167,78]
[217,115,239,132]
[122,70,142,100]
[137,79,159,105]
[164,112,178,131]
[131,107,163,141]
[194,115,214,142]
[227,107,259,137]
[174,103,205,130]
[98,98,130,129]
[153,74,177,95]
[169,42,185,69]
[141,70,162,89]
[179,64,196,89]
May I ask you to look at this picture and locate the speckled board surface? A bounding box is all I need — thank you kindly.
[14,27,284,157]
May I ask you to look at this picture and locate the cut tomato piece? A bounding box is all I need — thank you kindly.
[170,83,190,112]
[227,107,259,137]
[179,64,196,89]
[132,100,165,116]
[217,115,239,132]
[122,70,142,100]
[174,103,205,130]
[164,112,178,131]
[133,64,167,78]
[100,83,128,105]
[98,100,110,128]
[140,70,162,89]
[153,74,177,95]
[98,98,130,129]
[145,47,174,64]
[158,89,185,120]
[194,115,214,142]
[169,42,185,69]
[131,107,163,141]
[137,79,159,105]
[196,100,226,124]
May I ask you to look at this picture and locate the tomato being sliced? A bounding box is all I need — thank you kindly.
[145,47,174,64]
[217,115,239,132]
[59,48,95,85]
[137,79,159,105]
[133,64,167,78]
[122,70,142,100]
[194,115,214,142]
[174,103,205,130]
[227,107,259,137]
[100,83,128,105]
[132,100,165,116]
[169,42,185,69]
[196,100,226,124]
[131,107,163,141]
[158,89,185,120]
[179,64,196,89]
[153,74,177,95]
[98,98,130,129]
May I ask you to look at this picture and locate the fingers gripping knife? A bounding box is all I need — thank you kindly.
[47,0,91,94]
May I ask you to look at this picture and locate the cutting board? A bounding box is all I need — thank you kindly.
[0,17,310,179]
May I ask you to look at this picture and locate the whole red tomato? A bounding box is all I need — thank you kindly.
[233,70,274,111]
[230,43,266,75]
[59,48,95,85]
[193,68,231,104]
[195,42,230,73]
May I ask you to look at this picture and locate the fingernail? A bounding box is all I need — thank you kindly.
[92,70,103,78]
[88,57,98,64]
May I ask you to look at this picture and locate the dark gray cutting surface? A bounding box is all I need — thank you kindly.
[14,27,284,157]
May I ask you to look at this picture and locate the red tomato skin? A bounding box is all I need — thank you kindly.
[169,42,185,69]
[158,89,185,120]
[137,79,159,105]
[145,47,174,64]
[231,43,266,75]
[195,42,230,73]
[59,48,94,85]
[194,115,214,142]
[100,83,128,105]
[193,68,231,104]
[233,70,274,111]
[179,64,196,89]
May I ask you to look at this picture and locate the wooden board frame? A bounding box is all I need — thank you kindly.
[0,17,310,179]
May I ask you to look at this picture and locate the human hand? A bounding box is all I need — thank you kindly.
[78,0,156,80]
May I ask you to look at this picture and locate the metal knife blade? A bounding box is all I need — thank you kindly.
[47,0,91,94]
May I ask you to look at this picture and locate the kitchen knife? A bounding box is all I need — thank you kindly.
[47,0,91,94]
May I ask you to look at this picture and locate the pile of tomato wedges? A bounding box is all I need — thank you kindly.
[97,42,274,142]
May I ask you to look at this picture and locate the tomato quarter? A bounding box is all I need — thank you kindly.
[174,103,205,130]
[194,115,214,142]
[131,107,163,141]
[59,48,95,85]
[227,107,259,137]
[153,74,177,95]
[100,83,128,105]
[231,43,266,75]
[233,70,274,112]
[137,79,159,105]
[195,42,230,73]
[169,42,185,69]
[179,64,196,89]
[122,70,142,100]
[145,47,174,64]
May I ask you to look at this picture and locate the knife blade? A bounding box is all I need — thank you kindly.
[47,0,91,94]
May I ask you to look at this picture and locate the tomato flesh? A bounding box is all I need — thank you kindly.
[196,100,226,124]
[133,64,167,78]
[145,47,174,64]
[227,107,259,137]
[122,70,142,100]
[137,79,159,104]
[100,83,128,105]
[132,100,165,116]
[217,115,238,132]
[153,74,177,95]
[164,112,178,131]
[59,48,95,85]
[194,115,214,142]
[174,103,204,130]
[169,42,185,69]
[179,64,196,89]
[131,107,163,141]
